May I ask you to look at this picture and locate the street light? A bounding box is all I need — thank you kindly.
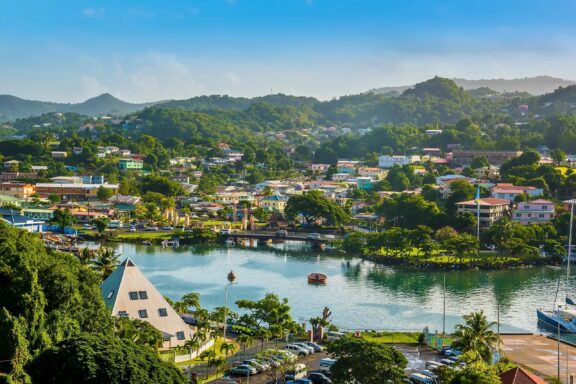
[223,270,238,341]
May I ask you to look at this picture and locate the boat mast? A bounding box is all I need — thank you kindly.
[567,200,574,291]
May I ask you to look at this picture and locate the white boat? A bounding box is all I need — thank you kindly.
[225,238,235,246]
[537,200,576,332]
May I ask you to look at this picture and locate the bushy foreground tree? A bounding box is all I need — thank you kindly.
[27,334,186,384]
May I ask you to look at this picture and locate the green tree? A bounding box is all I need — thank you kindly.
[445,233,479,263]
[96,185,114,201]
[453,311,502,363]
[92,246,120,279]
[28,333,186,384]
[284,190,351,227]
[141,174,184,197]
[377,193,446,229]
[470,155,490,169]
[92,217,110,236]
[237,334,254,360]
[327,337,408,384]
[48,193,61,204]
[49,208,76,233]
[236,293,299,339]
[550,148,567,166]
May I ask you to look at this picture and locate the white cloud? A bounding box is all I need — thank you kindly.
[82,7,105,18]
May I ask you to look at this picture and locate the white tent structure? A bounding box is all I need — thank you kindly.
[101,258,193,349]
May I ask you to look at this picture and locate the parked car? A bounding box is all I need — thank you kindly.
[292,342,315,354]
[307,372,332,384]
[129,226,136,232]
[307,232,321,240]
[161,225,174,231]
[145,226,158,231]
[276,229,288,237]
[284,344,308,356]
[220,228,232,235]
[325,331,346,341]
[303,341,323,352]
[229,364,257,376]
[444,348,461,357]
[242,359,268,372]
[285,363,308,381]
[83,223,94,229]
[409,373,435,383]
[286,380,312,384]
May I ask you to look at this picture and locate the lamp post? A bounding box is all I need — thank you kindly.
[223,270,237,341]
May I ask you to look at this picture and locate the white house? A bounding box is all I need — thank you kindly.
[378,155,420,168]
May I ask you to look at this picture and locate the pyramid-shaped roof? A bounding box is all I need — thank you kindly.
[101,257,193,346]
[500,367,546,384]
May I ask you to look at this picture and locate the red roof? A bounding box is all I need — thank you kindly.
[500,367,546,384]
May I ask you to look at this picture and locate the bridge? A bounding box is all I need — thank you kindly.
[224,230,339,244]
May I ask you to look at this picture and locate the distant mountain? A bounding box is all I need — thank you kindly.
[155,94,319,112]
[368,76,576,96]
[0,93,160,122]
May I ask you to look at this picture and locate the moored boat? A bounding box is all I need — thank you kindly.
[308,273,327,284]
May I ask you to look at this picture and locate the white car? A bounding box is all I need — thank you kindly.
[293,342,315,354]
[285,344,309,356]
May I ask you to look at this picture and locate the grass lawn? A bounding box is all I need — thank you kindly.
[174,338,240,367]
[112,232,172,241]
[361,331,420,345]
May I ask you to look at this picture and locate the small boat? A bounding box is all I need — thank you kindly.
[142,240,152,246]
[308,273,327,284]
[225,238,235,247]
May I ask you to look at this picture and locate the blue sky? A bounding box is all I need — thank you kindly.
[1,0,576,102]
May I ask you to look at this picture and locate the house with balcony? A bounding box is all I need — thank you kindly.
[358,167,387,180]
[259,194,289,213]
[0,208,44,232]
[378,155,420,168]
[512,199,555,225]
[0,182,36,199]
[456,198,510,228]
[118,158,144,171]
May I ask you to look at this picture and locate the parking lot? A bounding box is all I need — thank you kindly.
[210,343,445,384]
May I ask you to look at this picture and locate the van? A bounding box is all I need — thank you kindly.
[284,363,307,380]
[325,331,346,341]
[319,358,337,371]
[425,361,445,370]
[409,373,434,383]
[284,344,307,356]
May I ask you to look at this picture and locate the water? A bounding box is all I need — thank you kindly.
[96,241,571,333]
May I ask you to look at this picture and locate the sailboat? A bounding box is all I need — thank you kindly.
[537,199,576,332]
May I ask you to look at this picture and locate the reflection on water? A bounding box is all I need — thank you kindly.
[91,241,570,333]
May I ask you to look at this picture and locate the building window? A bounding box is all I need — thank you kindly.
[138,310,148,319]
[106,291,114,299]
[539,214,545,218]
[118,311,128,318]
[139,291,148,299]
[176,331,185,340]
[515,213,521,217]
[542,206,548,210]
[158,308,168,317]
[129,291,138,300]
[523,205,529,209]
[527,214,532,218]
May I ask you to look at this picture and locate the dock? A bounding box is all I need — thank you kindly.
[502,334,576,381]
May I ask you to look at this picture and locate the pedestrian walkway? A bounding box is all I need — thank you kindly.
[502,334,576,381]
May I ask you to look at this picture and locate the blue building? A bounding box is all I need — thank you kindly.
[0,208,44,232]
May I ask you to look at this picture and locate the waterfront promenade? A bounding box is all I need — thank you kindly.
[502,334,576,381]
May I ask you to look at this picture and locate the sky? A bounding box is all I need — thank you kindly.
[1,0,576,103]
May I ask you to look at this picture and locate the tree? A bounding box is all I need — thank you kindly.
[236,293,299,339]
[550,148,567,166]
[470,155,490,169]
[327,337,407,384]
[49,208,76,233]
[92,246,121,279]
[92,217,110,236]
[237,334,254,360]
[0,222,109,383]
[445,234,479,263]
[377,193,446,229]
[48,193,61,204]
[141,174,184,197]
[28,333,186,384]
[256,349,293,383]
[96,185,114,201]
[112,317,163,351]
[284,190,351,227]
[445,180,476,216]
[453,310,501,363]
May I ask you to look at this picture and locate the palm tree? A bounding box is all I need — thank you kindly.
[453,310,501,363]
[92,246,120,279]
[219,341,236,357]
[50,208,76,233]
[210,356,227,374]
[77,247,93,265]
[181,292,202,312]
[237,334,254,360]
[184,334,201,358]
[254,327,272,352]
